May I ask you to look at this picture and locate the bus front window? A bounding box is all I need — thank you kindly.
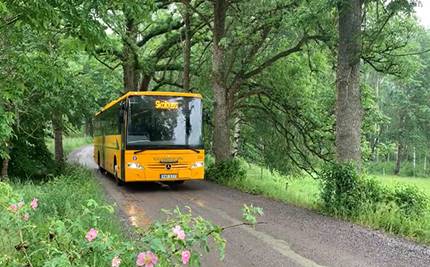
[127,96,203,149]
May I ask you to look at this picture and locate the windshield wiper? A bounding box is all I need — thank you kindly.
[134,149,148,154]
[186,148,200,153]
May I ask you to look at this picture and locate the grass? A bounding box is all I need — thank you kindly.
[46,136,93,157]
[375,175,430,196]
[226,162,320,209]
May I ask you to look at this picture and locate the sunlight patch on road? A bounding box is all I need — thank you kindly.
[125,202,152,228]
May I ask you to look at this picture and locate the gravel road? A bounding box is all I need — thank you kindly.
[69,145,430,267]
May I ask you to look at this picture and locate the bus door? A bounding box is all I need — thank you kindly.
[120,100,126,180]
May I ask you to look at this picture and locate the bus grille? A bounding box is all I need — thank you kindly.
[147,164,189,170]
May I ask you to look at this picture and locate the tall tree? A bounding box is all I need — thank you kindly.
[211,0,230,161]
[335,0,363,164]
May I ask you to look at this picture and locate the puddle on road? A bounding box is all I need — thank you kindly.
[125,202,152,228]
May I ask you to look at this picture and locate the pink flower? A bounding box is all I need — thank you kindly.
[9,204,18,213]
[181,250,191,265]
[85,228,98,242]
[136,251,158,267]
[22,213,30,221]
[30,198,38,210]
[172,225,186,240]
[112,256,121,267]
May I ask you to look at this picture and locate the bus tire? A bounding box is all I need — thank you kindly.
[114,162,124,186]
[97,152,102,172]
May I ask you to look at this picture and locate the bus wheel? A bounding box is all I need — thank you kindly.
[114,163,124,186]
[97,152,103,172]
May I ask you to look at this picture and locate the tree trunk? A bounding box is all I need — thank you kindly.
[394,143,402,175]
[84,117,94,137]
[232,115,241,157]
[212,0,231,162]
[139,74,151,91]
[335,0,363,166]
[123,14,139,92]
[53,114,64,163]
[1,158,9,178]
[182,0,191,92]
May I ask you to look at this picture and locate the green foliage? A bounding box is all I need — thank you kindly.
[320,163,369,216]
[46,136,93,158]
[367,160,430,177]
[206,159,246,183]
[241,204,264,225]
[389,185,428,217]
[320,162,430,237]
[0,165,226,266]
[8,131,56,180]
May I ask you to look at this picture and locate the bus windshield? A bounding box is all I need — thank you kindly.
[127,95,203,149]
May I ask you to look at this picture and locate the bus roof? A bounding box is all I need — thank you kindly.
[96,91,203,116]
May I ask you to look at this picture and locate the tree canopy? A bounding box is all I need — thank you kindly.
[1,0,429,178]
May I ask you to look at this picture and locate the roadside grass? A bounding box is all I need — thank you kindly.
[225,162,320,209]
[375,175,430,196]
[46,136,93,157]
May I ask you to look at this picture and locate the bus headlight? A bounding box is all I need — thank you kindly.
[128,162,144,169]
[191,161,204,169]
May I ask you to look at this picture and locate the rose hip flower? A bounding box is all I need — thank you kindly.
[181,250,191,265]
[30,198,38,210]
[112,256,121,267]
[172,225,186,240]
[9,204,18,213]
[85,228,98,242]
[136,251,158,267]
[22,213,30,221]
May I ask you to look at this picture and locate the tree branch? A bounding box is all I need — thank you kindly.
[243,35,326,79]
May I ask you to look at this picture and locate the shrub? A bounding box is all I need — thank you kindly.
[320,162,429,226]
[320,162,363,216]
[320,163,389,217]
[9,131,57,180]
[206,159,246,183]
[388,185,428,217]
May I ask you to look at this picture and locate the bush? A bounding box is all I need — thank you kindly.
[388,185,428,217]
[321,162,429,223]
[9,131,57,180]
[320,162,364,216]
[206,159,246,183]
[320,162,390,217]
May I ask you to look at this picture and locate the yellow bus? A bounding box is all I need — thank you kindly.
[93,91,204,186]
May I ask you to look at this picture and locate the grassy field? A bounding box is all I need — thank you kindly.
[375,175,430,196]
[227,163,321,209]
[46,136,93,157]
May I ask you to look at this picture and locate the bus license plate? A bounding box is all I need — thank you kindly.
[160,174,177,179]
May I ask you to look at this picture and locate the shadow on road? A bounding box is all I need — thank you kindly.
[96,169,205,194]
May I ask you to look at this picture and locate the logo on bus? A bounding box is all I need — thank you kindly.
[155,100,179,110]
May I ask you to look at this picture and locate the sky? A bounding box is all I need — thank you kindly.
[416,1,430,28]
